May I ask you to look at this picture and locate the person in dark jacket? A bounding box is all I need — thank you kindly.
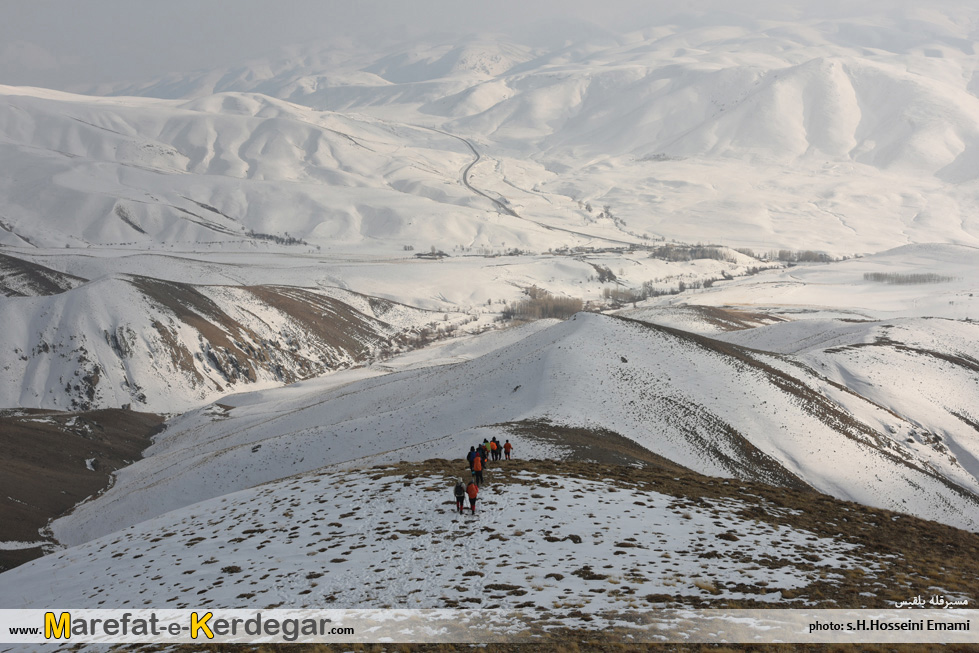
[466,446,478,471]
[453,479,466,514]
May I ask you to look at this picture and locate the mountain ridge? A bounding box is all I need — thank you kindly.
[46,311,979,550]
[3,458,978,618]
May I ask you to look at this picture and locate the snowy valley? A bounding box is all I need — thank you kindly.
[2,4,979,641]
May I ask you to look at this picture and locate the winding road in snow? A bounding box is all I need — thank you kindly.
[420,126,640,247]
[453,134,520,218]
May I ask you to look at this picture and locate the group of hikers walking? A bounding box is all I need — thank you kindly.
[453,437,513,514]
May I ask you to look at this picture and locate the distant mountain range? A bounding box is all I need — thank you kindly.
[3,7,979,620]
[5,9,979,255]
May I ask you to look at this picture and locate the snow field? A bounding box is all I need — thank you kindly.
[651,244,979,322]
[3,7,979,632]
[0,464,886,618]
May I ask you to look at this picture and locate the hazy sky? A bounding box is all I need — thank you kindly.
[0,0,621,89]
[1,0,925,90]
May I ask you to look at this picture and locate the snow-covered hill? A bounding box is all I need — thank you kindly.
[0,252,86,297]
[717,316,979,478]
[4,459,977,616]
[48,310,979,550]
[4,5,979,624]
[0,267,464,413]
[0,85,521,253]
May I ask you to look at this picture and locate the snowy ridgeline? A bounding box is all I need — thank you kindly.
[44,308,979,553]
[0,463,897,615]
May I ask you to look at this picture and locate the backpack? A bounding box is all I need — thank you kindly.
[454,483,466,498]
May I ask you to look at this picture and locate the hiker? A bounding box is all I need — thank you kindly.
[480,441,489,467]
[472,451,483,486]
[503,439,512,460]
[453,479,466,515]
[466,480,479,513]
[490,437,500,461]
[466,446,478,471]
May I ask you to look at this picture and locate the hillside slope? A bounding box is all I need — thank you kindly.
[50,311,979,549]
[0,252,87,297]
[7,10,979,257]
[0,408,164,572]
[0,270,461,412]
[3,459,977,620]
[715,316,979,480]
[0,85,601,254]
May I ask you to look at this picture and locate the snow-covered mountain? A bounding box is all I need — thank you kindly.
[0,252,86,296]
[0,86,502,252]
[81,9,979,253]
[0,261,465,413]
[6,8,979,257]
[47,310,979,550]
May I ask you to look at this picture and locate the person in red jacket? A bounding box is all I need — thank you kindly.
[466,481,479,513]
[503,439,513,460]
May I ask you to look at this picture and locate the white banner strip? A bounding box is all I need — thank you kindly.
[0,609,976,645]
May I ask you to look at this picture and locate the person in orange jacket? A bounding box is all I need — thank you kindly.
[472,451,483,486]
[503,439,513,460]
[466,480,479,513]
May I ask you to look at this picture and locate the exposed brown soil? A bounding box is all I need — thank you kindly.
[0,408,164,572]
[687,305,788,331]
[247,285,397,359]
[498,418,698,471]
[0,252,88,297]
[502,417,813,492]
[118,448,979,653]
[129,276,408,396]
